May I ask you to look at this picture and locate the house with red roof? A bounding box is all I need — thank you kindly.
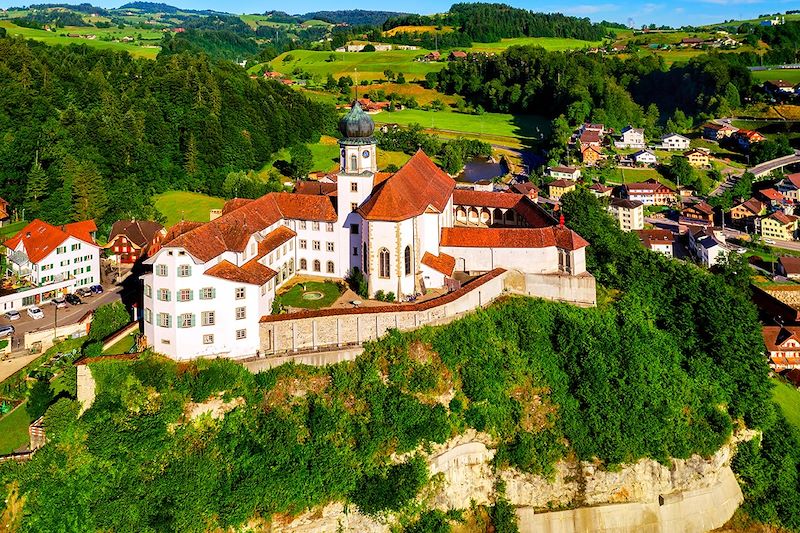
[142,101,594,360]
[106,220,167,264]
[3,219,100,305]
[763,326,800,370]
[777,173,800,203]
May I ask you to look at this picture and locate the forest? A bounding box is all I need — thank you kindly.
[0,35,336,230]
[0,189,779,532]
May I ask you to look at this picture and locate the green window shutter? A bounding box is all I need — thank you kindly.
[211,288,216,298]
[189,290,194,301]
[167,315,172,328]
[190,314,195,327]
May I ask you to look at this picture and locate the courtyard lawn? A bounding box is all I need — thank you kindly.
[773,379,800,434]
[153,191,226,228]
[469,37,603,53]
[374,109,549,146]
[276,281,342,310]
[752,69,800,85]
[270,49,446,82]
[0,21,161,59]
[0,403,30,455]
[102,333,137,356]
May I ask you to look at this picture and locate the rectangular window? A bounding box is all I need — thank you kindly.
[326,223,334,232]
[177,265,191,277]
[235,307,246,320]
[200,287,214,300]
[157,288,171,302]
[300,221,307,230]
[236,329,247,340]
[313,241,320,251]
[202,311,215,326]
[57,246,66,254]
[326,242,334,252]
[145,285,152,297]
[351,182,358,192]
[157,313,171,328]
[353,247,358,256]
[71,243,80,251]
[235,287,246,300]
[144,308,152,324]
[178,289,192,302]
[203,334,214,345]
[350,224,358,234]
[312,222,320,231]
[351,202,358,212]
[178,313,194,328]
[156,264,168,276]
[300,239,307,250]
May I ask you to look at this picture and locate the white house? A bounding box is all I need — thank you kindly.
[2,219,100,311]
[687,226,729,267]
[660,133,690,151]
[547,166,581,181]
[615,126,646,149]
[142,102,591,360]
[632,149,658,166]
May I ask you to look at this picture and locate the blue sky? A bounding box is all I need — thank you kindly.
[1,0,796,27]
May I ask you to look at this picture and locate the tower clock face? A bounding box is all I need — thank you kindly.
[362,150,370,158]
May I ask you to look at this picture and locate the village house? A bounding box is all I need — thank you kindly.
[508,183,539,201]
[736,129,766,150]
[548,166,581,181]
[687,226,729,267]
[683,148,710,168]
[106,220,167,264]
[681,201,715,225]
[762,211,798,241]
[615,126,645,149]
[702,122,737,141]
[632,149,657,166]
[679,37,704,48]
[778,256,800,280]
[764,79,796,95]
[622,180,675,206]
[636,229,674,257]
[608,198,644,232]
[730,198,765,230]
[548,179,577,201]
[660,133,690,151]
[589,183,613,198]
[0,197,10,226]
[578,129,602,148]
[582,123,605,136]
[142,102,594,360]
[757,188,786,208]
[448,50,467,61]
[423,51,441,61]
[777,173,800,203]
[763,326,800,370]
[581,146,603,166]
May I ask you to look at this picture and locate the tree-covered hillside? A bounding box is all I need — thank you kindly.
[0,36,336,228]
[0,190,779,532]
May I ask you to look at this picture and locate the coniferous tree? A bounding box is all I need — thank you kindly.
[24,158,48,219]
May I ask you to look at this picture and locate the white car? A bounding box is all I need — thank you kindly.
[51,297,67,309]
[3,310,20,321]
[27,306,44,320]
[765,239,776,245]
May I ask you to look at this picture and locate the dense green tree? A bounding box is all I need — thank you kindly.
[289,144,314,178]
[24,158,48,219]
[88,302,130,341]
[26,379,53,422]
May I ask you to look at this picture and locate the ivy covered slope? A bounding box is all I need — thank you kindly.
[0,36,337,228]
[0,190,778,532]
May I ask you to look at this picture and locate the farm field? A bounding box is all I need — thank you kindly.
[352,82,459,106]
[271,49,445,81]
[153,191,225,228]
[384,25,455,36]
[0,21,162,59]
[469,36,603,53]
[374,108,549,145]
[752,69,800,84]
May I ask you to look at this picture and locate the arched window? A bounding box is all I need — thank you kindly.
[313,259,321,272]
[326,261,335,274]
[300,258,307,270]
[404,246,411,276]
[350,154,357,171]
[379,248,390,278]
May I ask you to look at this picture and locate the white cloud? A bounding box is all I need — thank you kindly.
[562,3,620,15]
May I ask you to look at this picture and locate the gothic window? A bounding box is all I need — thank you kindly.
[300,258,307,270]
[379,248,390,278]
[404,246,411,276]
[350,154,357,171]
[313,259,321,272]
[326,261,334,274]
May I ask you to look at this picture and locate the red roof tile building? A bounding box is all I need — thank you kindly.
[763,326,800,370]
[142,101,594,360]
[106,220,167,264]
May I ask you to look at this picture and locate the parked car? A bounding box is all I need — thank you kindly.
[3,310,20,321]
[51,297,67,309]
[765,239,776,244]
[76,287,93,298]
[27,306,44,320]
[0,325,14,337]
[90,284,104,294]
[65,294,82,306]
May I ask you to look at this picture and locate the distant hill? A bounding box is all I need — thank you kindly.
[118,2,227,16]
[301,10,410,26]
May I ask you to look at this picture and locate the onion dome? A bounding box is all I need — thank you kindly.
[339,101,375,141]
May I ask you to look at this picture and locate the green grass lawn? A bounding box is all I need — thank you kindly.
[0,403,30,455]
[103,333,137,356]
[606,167,675,188]
[276,281,342,310]
[307,138,340,173]
[0,21,161,59]
[0,220,28,240]
[773,379,800,434]
[752,69,800,84]
[469,37,603,53]
[270,49,446,82]
[153,191,225,228]
[374,109,549,146]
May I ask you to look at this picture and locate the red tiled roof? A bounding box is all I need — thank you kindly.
[205,259,277,286]
[162,221,204,242]
[4,218,97,264]
[359,150,455,222]
[636,229,674,249]
[738,198,764,215]
[257,226,296,257]
[550,166,578,174]
[579,130,601,144]
[294,181,337,196]
[770,211,797,225]
[763,326,800,352]
[421,251,456,276]
[453,189,522,209]
[549,179,575,189]
[785,173,800,189]
[162,192,335,262]
[108,219,165,248]
[780,256,800,276]
[440,226,588,250]
[625,180,673,193]
[509,183,539,195]
[589,183,613,193]
[758,188,784,201]
[222,198,254,215]
[683,201,714,216]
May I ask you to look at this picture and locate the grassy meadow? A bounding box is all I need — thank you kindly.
[0,403,31,455]
[773,379,800,434]
[469,36,603,53]
[270,49,445,81]
[752,69,800,84]
[153,191,225,228]
[383,25,455,36]
[0,21,162,59]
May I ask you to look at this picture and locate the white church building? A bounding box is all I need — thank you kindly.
[142,102,591,360]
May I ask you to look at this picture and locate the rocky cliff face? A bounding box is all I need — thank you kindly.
[272,429,754,532]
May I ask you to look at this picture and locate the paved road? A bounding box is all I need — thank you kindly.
[749,150,800,178]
